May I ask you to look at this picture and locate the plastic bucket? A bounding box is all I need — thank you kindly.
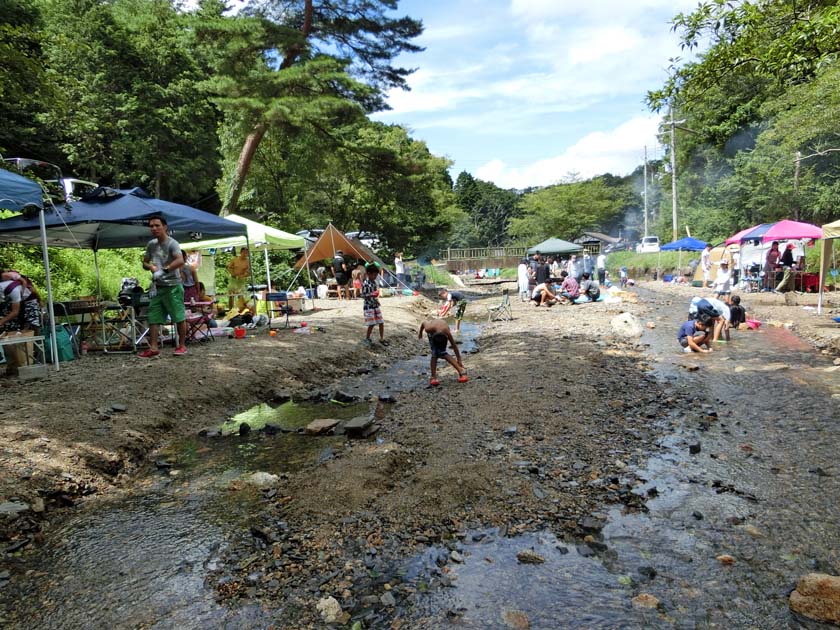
[305,288,314,299]
[317,284,328,299]
[234,327,246,339]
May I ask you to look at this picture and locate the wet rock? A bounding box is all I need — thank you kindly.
[5,538,31,553]
[380,591,396,607]
[610,313,643,338]
[317,596,343,623]
[688,442,701,455]
[378,394,397,404]
[269,389,291,404]
[332,390,357,404]
[502,609,530,629]
[638,566,657,581]
[450,550,464,563]
[503,426,517,437]
[110,403,127,412]
[516,550,545,564]
[692,511,704,520]
[0,501,30,516]
[318,447,334,464]
[0,570,9,581]
[238,423,251,436]
[790,573,840,624]
[246,472,280,488]
[576,544,596,558]
[305,418,340,435]
[579,516,604,532]
[31,497,45,513]
[343,416,374,438]
[632,593,660,609]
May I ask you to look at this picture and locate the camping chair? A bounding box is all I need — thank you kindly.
[184,305,214,343]
[487,289,513,322]
[266,292,292,330]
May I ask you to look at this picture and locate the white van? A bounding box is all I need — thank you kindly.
[636,236,660,253]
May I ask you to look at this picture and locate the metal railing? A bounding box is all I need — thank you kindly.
[445,246,527,260]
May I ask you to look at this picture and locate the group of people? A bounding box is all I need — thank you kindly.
[0,270,43,376]
[678,293,749,353]
[700,240,805,294]
[517,251,606,307]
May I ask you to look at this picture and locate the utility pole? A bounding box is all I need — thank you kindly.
[644,145,647,236]
[793,150,801,222]
[659,105,689,243]
[668,111,679,242]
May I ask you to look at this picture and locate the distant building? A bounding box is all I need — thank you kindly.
[574,231,623,255]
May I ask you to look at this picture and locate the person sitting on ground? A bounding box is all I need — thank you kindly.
[531,282,557,307]
[438,289,467,333]
[578,272,600,302]
[558,270,580,304]
[678,317,712,353]
[418,317,468,386]
[729,294,747,330]
[713,260,732,303]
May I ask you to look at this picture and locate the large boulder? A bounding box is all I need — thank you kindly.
[610,312,643,338]
[790,573,840,624]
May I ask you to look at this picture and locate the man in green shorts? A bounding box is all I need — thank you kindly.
[139,215,188,357]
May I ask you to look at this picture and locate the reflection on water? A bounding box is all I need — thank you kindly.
[219,399,370,434]
[3,401,353,630]
[406,297,839,628]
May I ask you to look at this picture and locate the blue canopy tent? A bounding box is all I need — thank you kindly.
[0,168,44,212]
[658,236,707,278]
[0,187,248,358]
[0,169,62,369]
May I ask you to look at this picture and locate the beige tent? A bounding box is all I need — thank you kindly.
[289,223,404,291]
[818,218,840,312]
[293,223,376,270]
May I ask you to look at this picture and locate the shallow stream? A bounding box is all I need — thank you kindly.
[4,305,839,628]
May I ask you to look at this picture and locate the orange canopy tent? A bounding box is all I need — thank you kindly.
[293,223,377,270]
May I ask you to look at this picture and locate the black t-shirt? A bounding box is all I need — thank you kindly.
[332,255,346,278]
[448,291,465,303]
[535,263,549,284]
[730,304,746,325]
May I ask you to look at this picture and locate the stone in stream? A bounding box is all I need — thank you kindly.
[579,516,605,532]
[316,596,343,623]
[304,418,340,435]
[688,442,701,455]
[516,550,545,564]
[0,502,29,516]
[378,394,397,404]
[502,609,530,629]
[246,472,280,487]
[238,422,251,436]
[343,416,374,438]
[789,573,840,624]
[610,312,643,338]
[332,390,357,404]
[110,403,127,412]
[632,593,660,609]
[380,591,396,607]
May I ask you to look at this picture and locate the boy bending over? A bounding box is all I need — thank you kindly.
[418,318,468,386]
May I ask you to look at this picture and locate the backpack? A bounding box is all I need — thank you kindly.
[585,283,600,300]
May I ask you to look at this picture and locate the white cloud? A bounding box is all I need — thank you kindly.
[510,0,697,22]
[475,115,662,188]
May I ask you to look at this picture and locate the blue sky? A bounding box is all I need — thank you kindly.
[372,0,699,189]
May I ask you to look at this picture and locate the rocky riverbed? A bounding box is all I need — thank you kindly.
[3,282,839,628]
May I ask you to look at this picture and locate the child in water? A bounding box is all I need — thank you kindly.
[418,317,468,386]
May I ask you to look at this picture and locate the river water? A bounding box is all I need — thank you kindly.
[402,293,840,628]
[3,306,839,628]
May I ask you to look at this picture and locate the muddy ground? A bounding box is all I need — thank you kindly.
[2,281,839,628]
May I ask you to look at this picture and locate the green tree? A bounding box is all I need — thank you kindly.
[452,172,521,247]
[194,0,423,215]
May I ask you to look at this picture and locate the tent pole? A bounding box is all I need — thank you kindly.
[38,207,59,370]
[94,249,107,351]
[818,238,829,314]
[245,235,257,313]
[264,247,271,292]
